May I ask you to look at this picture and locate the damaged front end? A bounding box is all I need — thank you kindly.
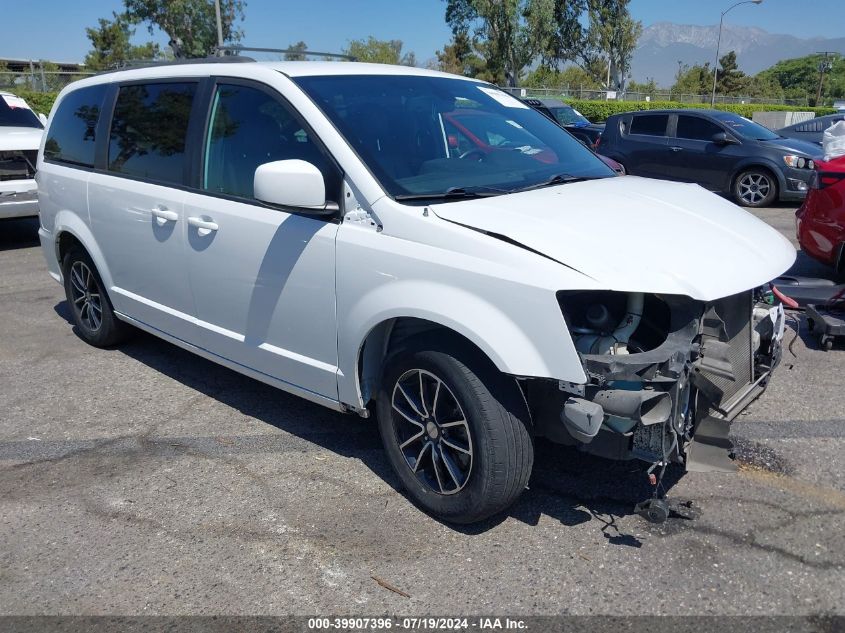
[525,288,785,474]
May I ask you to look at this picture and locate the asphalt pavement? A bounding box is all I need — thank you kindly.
[0,205,843,617]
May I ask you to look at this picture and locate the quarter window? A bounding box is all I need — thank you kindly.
[107,82,196,184]
[43,85,108,167]
[629,114,669,137]
[676,115,724,141]
[203,83,338,200]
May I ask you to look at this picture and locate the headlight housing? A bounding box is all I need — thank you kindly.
[783,155,814,169]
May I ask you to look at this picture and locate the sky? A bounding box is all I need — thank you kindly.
[1,0,843,65]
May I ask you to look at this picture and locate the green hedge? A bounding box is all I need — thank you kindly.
[9,90,58,115]
[565,99,837,123]
[9,90,838,125]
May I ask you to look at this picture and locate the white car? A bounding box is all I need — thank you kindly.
[1,91,43,219]
[36,61,795,524]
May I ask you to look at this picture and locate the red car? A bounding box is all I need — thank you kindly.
[796,155,845,274]
[443,109,625,174]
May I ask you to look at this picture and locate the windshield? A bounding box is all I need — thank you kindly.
[712,112,779,141]
[550,106,590,127]
[0,94,42,128]
[293,75,612,198]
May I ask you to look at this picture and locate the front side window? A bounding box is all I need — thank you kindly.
[629,114,669,137]
[293,74,611,199]
[108,82,196,184]
[43,85,107,167]
[676,115,724,141]
[203,83,338,200]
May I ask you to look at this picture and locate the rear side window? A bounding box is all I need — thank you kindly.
[108,82,196,185]
[43,85,108,168]
[676,115,723,141]
[629,114,669,137]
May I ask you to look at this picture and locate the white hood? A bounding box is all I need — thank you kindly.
[431,176,796,301]
[0,126,44,152]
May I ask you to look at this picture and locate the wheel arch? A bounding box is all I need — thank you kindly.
[52,210,114,290]
[730,161,784,198]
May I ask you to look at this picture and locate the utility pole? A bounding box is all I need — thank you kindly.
[214,0,224,54]
[816,51,837,106]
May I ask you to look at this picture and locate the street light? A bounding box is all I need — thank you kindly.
[711,0,763,108]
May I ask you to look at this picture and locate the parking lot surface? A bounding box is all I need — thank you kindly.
[1,205,843,616]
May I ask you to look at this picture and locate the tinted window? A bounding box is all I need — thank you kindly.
[108,82,196,184]
[1,94,43,128]
[629,114,669,137]
[203,84,339,200]
[676,115,724,141]
[294,75,612,198]
[43,85,107,167]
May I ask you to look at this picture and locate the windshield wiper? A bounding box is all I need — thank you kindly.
[511,173,591,193]
[394,185,509,202]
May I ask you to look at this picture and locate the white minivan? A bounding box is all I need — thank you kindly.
[37,60,795,523]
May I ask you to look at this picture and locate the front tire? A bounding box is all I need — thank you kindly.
[734,168,777,207]
[62,246,131,347]
[376,337,533,524]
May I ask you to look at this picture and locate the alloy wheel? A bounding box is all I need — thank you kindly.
[390,369,473,495]
[69,261,103,332]
[737,173,772,206]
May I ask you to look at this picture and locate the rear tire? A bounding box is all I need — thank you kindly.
[733,168,778,208]
[62,245,131,347]
[376,335,533,524]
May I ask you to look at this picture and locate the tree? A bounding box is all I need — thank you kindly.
[716,51,746,96]
[84,14,159,70]
[444,0,547,86]
[580,0,641,90]
[671,62,712,97]
[521,65,601,90]
[343,37,416,66]
[123,0,246,59]
[627,77,657,96]
[757,54,844,104]
[284,41,308,61]
[434,32,486,78]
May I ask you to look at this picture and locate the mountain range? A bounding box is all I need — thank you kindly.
[632,22,845,87]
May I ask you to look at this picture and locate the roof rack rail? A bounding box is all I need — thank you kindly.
[97,55,256,75]
[215,45,357,61]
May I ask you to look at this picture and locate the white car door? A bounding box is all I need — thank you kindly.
[181,80,341,400]
[87,81,200,343]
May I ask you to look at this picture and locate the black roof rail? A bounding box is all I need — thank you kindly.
[215,45,357,61]
[97,55,256,75]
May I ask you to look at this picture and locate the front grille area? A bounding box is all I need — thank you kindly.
[0,150,37,181]
[707,291,753,402]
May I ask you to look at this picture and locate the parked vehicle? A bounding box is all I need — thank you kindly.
[522,98,605,147]
[796,155,845,275]
[37,62,794,523]
[1,91,44,219]
[777,114,845,146]
[599,109,822,207]
[443,107,623,174]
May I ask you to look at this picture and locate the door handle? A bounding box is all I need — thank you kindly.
[187,216,219,237]
[670,146,683,152]
[151,206,178,224]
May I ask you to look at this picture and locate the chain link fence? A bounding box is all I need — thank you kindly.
[0,67,97,93]
[501,85,809,106]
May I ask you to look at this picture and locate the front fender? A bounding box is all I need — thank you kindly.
[336,279,587,408]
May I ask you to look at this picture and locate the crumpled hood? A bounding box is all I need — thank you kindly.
[0,126,44,152]
[431,176,796,301]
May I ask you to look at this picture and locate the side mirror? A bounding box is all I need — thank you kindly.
[254,160,337,215]
[711,132,735,145]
